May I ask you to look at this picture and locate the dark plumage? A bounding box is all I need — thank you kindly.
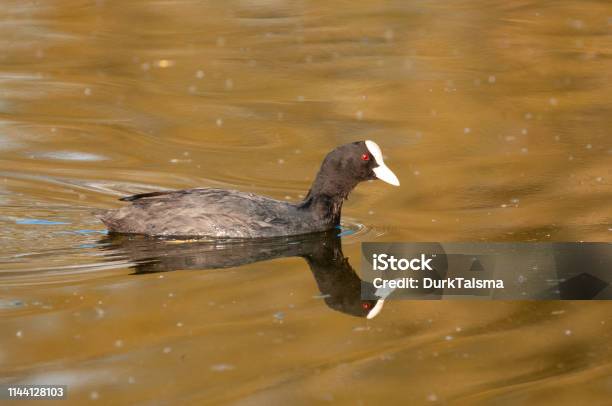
[100,140,399,238]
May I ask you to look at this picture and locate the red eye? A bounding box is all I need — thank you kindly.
[362,302,372,310]
[361,153,370,161]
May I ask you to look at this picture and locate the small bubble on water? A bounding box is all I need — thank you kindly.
[16,330,23,338]
[90,391,99,400]
[273,311,285,321]
[210,363,235,372]
[521,147,529,154]
[114,339,123,348]
[384,28,394,41]
[569,19,584,29]
[549,97,558,106]
[277,158,285,164]
[586,143,592,149]
[156,59,174,68]
[176,322,183,327]
[224,78,234,90]
[564,329,572,336]
[521,128,528,135]
[488,75,496,83]
[551,310,565,315]
[84,87,91,96]
[195,70,205,79]
[297,95,305,102]
[128,376,136,384]
[463,127,471,134]
[525,112,533,120]
[163,346,172,354]
[445,335,453,341]
[427,393,438,402]
[356,110,364,120]
[216,118,223,127]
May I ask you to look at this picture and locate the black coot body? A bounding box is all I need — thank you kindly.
[100,140,399,238]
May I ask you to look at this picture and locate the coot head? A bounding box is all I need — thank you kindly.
[308,140,400,198]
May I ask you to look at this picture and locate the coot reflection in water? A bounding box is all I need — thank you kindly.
[99,231,384,318]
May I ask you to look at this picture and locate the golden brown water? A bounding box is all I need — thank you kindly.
[1,1,611,404]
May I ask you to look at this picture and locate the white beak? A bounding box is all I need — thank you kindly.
[365,140,400,186]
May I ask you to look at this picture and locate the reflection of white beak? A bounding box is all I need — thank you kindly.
[365,140,400,186]
[366,277,401,319]
[366,299,385,319]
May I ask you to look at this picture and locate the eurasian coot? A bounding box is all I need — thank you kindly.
[100,140,399,238]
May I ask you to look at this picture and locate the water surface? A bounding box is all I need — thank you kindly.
[1,1,611,404]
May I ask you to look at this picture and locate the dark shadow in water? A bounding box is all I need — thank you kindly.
[99,231,384,318]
